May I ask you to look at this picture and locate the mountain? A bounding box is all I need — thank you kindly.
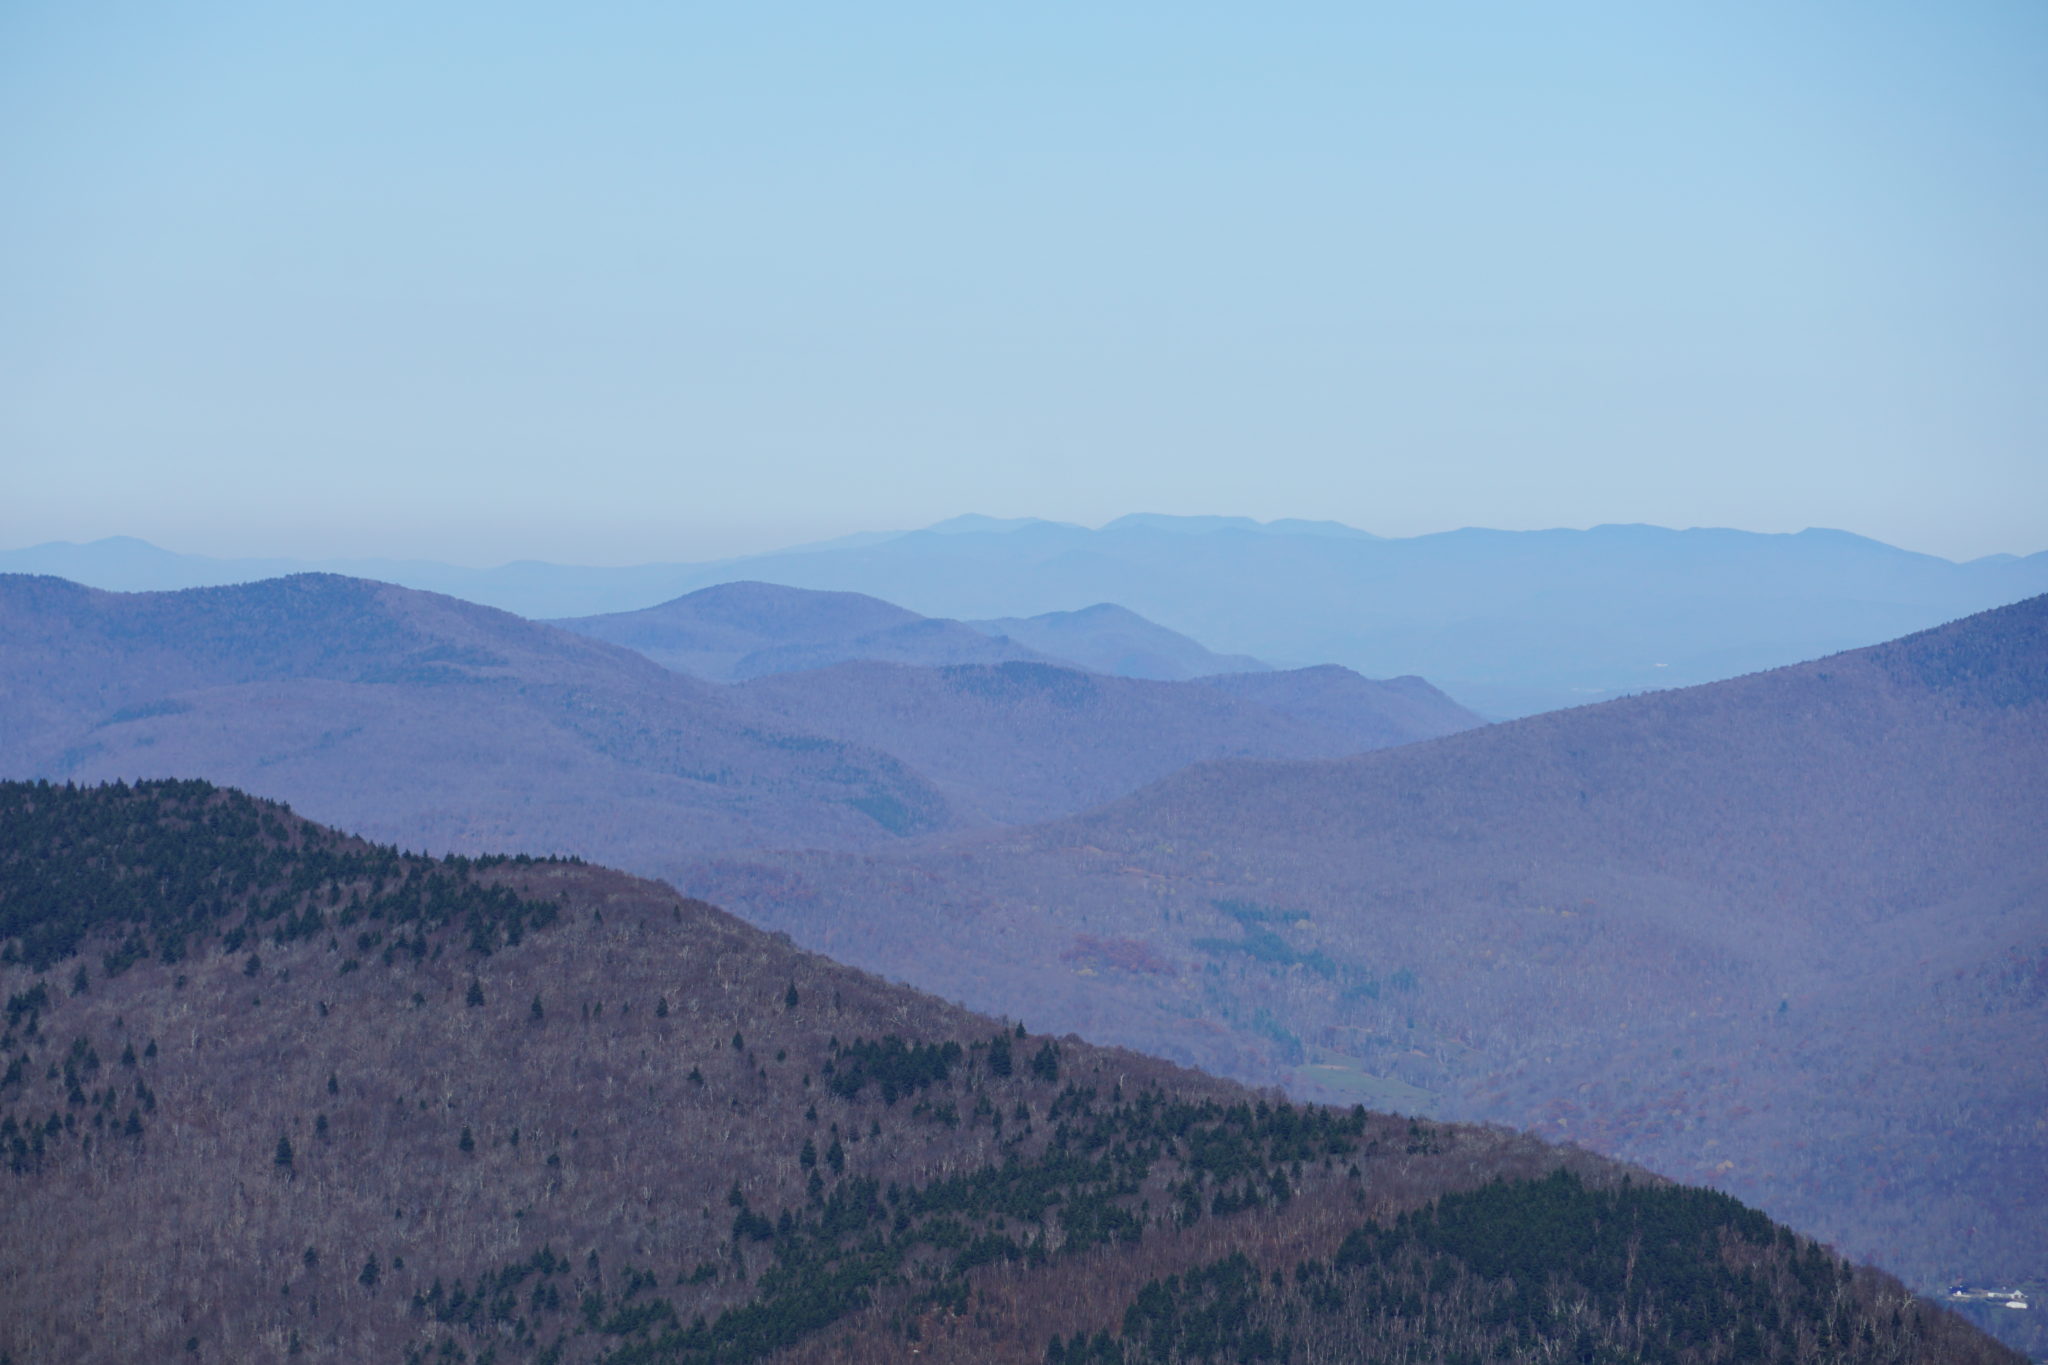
[554,583,1270,684]
[965,603,1270,680]
[13,519,2047,715]
[551,581,1060,681]
[0,779,2019,1364]
[1187,665,1494,745]
[644,518,2048,716]
[733,661,1482,827]
[0,534,740,620]
[0,573,953,858]
[677,596,2048,1353]
[0,575,1476,861]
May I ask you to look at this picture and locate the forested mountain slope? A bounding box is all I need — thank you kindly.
[0,573,950,856]
[733,661,1480,826]
[679,596,2048,1354]
[0,780,2018,1365]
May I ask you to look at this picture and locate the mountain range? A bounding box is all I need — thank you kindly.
[0,779,2019,1363]
[549,582,1269,683]
[3,565,2042,1356]
[0,572,1475,855]
[11,517,2046,715]
[674,594,2048,1348]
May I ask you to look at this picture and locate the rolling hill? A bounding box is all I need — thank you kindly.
[733,661,1480,827]
[0,779,2018,1364]
[550,581,1061,681]
[0,573,953,858]
[552,582,1271,683]
[963,602,1270,681]
[14,518,2046,716]
[677,596,2048,1352]
[0,574,1475,856]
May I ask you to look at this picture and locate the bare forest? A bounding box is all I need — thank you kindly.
[0,780,2019,1364]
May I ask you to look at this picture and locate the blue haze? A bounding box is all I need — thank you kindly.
[3,2,2045,563]
[7,518,2045,716]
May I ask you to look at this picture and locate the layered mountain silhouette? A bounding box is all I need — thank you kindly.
[0,572,1470,857]
[550,581,1060,681]
[0,573,952,859]
[964,603,1270,680]
[668,518,2048,715]
[0,780,2019,1363]
[15,518,2045,715]
[735,661,1476,827]
[553,581,1271,683]
[678,596,2048,1346]
[7,568,2040,1354]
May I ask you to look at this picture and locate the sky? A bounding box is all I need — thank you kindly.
[3,1,2044,565]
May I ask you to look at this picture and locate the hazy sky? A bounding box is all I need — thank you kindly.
[5,1,2044,564]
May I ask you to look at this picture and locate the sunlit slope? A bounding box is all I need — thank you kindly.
[680,596,2048,1343]
[0,779,2019,1364]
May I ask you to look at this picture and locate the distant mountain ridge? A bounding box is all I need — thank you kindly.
[553,581,1271,683]
[965,602,1271,680]
[0,572,954,859]
[11,518,2045,715]
[549,581,1059,681]
[0,571,1474,860]
[676,595,2048,1355]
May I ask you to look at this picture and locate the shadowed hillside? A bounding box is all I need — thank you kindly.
[1188,665,1485,747]
[734,661,1481,826]
[965,603,1270,680]
[0,780,2018,1365]
[0,574,1477,857]
[679,597,2048,1354]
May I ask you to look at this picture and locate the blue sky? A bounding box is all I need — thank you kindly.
[4,1,2044,563]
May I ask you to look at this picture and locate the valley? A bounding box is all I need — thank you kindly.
[2,568,2041,1358]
